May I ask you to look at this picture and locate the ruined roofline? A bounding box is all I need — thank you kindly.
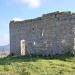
[10,17,42,24]
[10,11,75,24]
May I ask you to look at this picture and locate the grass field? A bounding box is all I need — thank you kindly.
[0,54,75,75]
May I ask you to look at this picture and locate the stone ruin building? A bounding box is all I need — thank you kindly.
[9,11,75,56]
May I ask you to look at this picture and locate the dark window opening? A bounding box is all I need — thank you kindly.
[32,28,34,30]
[11,53,14,56]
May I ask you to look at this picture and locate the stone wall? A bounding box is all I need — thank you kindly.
[9,11,75,56]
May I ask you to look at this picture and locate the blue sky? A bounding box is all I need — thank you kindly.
[0,0,75,46]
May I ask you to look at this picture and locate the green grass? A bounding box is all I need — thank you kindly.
[0,54,75,75]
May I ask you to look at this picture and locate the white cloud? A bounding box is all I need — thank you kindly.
[21,0,41,8]
[12,0,41,8]
[12,17,24,21]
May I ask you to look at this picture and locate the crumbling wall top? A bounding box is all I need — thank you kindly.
[10,11,75,25]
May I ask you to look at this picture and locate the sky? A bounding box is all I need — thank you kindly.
[0,0,75,46]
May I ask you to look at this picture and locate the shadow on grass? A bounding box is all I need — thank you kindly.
[0,53,74,65]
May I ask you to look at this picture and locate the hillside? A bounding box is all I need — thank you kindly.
[0,54,75,75]
[0,44,10,54]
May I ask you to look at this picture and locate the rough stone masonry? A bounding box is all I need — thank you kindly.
[9,11,75,56]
